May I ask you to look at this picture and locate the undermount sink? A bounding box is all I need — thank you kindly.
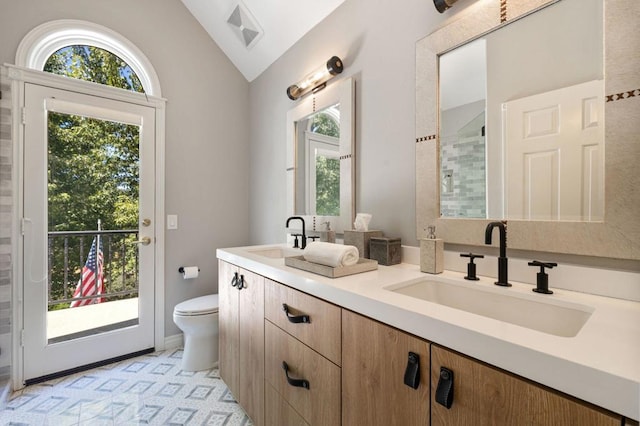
[386,278,594,337]
[247,246,300,259]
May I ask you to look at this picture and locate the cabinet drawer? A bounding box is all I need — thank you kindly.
[431,345,621,426]
[265,321,341,426]
[265,382,310,426]
[265,279,341,365]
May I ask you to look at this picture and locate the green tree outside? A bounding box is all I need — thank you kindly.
[44,45,144,310]
[310,111,340,216]
[315,156,340,216]
[45,45,144,93]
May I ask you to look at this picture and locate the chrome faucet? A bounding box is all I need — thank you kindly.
[484,221,511,287]
[285,216,307,249]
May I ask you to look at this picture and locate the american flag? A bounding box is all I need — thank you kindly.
[70,236,104,307]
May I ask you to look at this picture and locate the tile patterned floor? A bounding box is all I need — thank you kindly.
[0,349,253,425]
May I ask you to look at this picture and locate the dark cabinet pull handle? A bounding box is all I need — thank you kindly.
[231,272,239,287]
[435,367,454,409]
[403,352,420,389]
[282,361,309,389]
[282,303,310,323]
[237,275,245,290]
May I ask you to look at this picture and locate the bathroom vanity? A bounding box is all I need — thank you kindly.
[217,244,640,425]
[216,0,640,423]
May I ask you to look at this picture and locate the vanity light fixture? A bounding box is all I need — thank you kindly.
[287,56,344,100]
[434,0,458,13]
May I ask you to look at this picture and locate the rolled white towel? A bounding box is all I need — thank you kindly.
[303,241,359,267]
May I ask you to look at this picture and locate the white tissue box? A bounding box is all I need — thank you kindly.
[344,230,383,259]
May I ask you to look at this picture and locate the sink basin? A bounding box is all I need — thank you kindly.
[386,278,593,337]
[247,247,300,259]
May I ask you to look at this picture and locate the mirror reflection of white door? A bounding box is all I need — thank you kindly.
[22,83,155,383]
[504,80,604,221]
[305,132,340,215]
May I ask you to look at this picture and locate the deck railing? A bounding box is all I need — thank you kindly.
[47,229,140,309]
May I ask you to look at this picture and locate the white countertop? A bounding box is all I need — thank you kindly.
[217,244,640,420]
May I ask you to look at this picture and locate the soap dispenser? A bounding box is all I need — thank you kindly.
[320,221,336,243]
[420,225,444,274]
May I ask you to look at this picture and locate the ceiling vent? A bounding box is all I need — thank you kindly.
[227,2,264,50]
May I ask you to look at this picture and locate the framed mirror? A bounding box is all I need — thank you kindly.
[286,78,355,234]
[438,0,603,221]
[416,0,640,259]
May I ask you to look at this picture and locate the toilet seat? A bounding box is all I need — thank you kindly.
[174,294,219,316]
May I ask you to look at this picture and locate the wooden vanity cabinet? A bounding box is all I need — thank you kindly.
[218,260,265,425]
[218,258,632,425]
[264,280,342,426]
[430,344,622,426]
[342,310,431,426]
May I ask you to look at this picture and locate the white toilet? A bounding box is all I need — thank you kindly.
[173,294,219,372]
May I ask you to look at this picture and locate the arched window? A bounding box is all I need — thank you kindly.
[15,19,161,96]
[44,45,145,93]
[308,105,340,137]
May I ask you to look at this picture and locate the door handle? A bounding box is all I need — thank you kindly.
[435,367,454,409]
[282,304,310,323]
[130,236,151,246]
[404,352,420,389]
[282,361,309,389]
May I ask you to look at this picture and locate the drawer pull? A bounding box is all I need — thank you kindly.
[282,361,310,389]
[231,272,239,287]
[282,303,310,324]
[237,275,245,290]
[403,351,420,389]
[435,367,454,409]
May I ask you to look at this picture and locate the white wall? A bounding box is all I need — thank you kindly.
[0,0,251,337]
[248,0,471,246]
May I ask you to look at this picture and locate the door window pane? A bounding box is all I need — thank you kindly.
[47,111,140,342]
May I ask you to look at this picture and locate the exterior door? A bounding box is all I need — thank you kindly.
[504,79,604,221]
[22,83,155,382]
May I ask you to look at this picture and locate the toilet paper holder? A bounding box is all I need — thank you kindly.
[178,266,200,273]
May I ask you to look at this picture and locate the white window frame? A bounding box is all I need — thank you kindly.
[304,131,340,215]
[15,19,162,96]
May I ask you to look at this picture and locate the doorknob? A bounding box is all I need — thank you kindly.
[141,218,151,227]
[130,236,152,246]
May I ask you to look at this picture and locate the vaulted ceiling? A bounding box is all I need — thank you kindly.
[180,0,346,81]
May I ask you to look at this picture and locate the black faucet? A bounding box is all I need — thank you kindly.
[286,216,307,249]
[484,221,511,287]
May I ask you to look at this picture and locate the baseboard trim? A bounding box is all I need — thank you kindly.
[164,333,183,350]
